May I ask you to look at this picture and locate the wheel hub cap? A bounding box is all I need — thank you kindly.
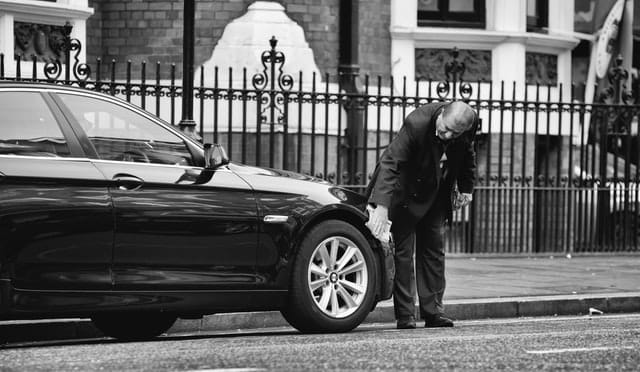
[307,236,368,319]
[329,272,338,283]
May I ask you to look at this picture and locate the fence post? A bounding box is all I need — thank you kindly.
[179,0,199,141]
[252,37,293,168]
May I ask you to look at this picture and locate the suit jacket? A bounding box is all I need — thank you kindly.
[365,102,477,236]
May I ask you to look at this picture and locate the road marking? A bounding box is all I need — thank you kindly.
[449,314,640,329]
[463,313,640,326]
[184,369,265,372]
[373,313,640,328]
[526,346,635,355]
[375,313,640,332]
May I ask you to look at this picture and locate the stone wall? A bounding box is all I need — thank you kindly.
[358,0,390,79]
[85,0,391,80]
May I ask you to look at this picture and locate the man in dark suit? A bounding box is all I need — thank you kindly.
[365,101,477,329]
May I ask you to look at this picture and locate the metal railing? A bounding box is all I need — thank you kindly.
[2,39,639,255]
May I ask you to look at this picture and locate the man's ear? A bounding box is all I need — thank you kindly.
[471,110,479,132]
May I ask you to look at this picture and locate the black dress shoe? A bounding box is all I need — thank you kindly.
[424,314,454,328]
[396,318,416,329]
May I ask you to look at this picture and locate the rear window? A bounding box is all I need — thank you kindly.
[0,91,71,157]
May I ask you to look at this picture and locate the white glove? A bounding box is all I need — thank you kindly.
[365,205,392,244]
[453,192,473,210]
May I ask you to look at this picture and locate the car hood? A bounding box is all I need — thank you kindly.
[228,162,331,185]
[227,162,367,208]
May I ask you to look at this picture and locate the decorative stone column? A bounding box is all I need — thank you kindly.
[549,0,575,102]
[389,0,416,92]
[490,0,527,91]
[200,1,324,171]
[0,12,14,67]
[201,1,321,87]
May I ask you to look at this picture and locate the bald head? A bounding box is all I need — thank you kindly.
[442,101,476,133]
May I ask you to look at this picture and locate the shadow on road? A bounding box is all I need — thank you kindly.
[0,326,338,349]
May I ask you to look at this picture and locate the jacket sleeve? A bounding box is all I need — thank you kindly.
[368,121,416,208]
[456,120,477,194]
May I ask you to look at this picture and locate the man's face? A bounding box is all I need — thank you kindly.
[436,113,464,141]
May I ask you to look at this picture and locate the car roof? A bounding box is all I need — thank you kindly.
[0,81,114,98]
[0,81,151,119]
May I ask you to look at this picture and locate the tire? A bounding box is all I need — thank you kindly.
[92,312,177,341]
[281,219,377,333]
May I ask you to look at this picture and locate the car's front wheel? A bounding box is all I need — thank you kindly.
[281,219,377,333]
[91,312,177,341]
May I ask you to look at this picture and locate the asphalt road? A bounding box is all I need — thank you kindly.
[1,314,639,371]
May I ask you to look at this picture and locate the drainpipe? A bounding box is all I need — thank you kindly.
[339,0,364,186]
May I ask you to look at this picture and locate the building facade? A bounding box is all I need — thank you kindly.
[3,1,637,92]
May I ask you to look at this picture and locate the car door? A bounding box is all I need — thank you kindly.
[0,89,113,290]
[53,92,260,290]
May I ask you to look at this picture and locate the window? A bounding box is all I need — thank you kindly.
[571,40,591,100]
[58,94,194,166]
[0,92,71,157]
[527,0,548,32]
[418,0,486,28]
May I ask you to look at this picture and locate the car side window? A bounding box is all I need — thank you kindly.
[0,91,71,157]
[58,93,194,166]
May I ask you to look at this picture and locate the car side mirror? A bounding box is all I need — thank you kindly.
[204,143,229,169]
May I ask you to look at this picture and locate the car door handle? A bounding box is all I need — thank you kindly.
[113,174,144,191]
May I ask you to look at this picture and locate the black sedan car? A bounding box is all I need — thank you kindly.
[0,82,393,340]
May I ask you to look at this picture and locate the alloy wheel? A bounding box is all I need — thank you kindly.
[307,236,368,318]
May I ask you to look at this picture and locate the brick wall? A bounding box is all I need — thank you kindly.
[358,0,391,78]
[85,0,103,61]
[86,0,390,80]
[86,0,184,78]
[282,0,340,80]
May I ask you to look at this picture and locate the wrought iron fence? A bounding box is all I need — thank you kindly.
[2,37,640,255]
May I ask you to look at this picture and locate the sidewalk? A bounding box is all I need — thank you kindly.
[2,255,640,343]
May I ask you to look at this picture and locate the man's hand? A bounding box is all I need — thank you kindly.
[453,192,473,210]
[366,204,389,239]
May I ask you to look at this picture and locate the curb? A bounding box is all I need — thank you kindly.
[2,292,639,344]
